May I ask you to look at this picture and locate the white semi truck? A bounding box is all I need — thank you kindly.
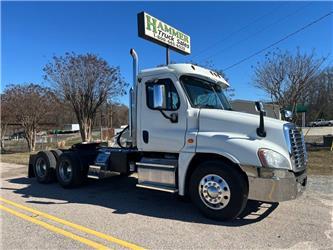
[29,49,308,220]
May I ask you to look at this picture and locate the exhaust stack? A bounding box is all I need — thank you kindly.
[129,49,138,145]
[130,49,138,86]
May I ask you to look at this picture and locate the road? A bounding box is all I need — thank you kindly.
[1,162,332,249]
[302,126,333,136]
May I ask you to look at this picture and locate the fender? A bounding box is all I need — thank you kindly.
[178,131,284,196]
[178,150,242,196]
[195,131,289,166]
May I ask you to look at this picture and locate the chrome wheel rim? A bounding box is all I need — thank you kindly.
[59,160,72,182]
[199,174,231,210]
[35,158,47,177]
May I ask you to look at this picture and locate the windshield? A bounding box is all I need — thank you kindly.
[180,75,232,110]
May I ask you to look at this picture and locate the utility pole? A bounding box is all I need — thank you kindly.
[166,46,170,65]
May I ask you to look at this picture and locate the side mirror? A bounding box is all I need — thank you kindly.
[255,101,265,113]
[282,110,293,121]
[153,84,167,109]
[254,101,266,137]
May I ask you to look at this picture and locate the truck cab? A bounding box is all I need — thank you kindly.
[29,59,308,221]
[129,62,307,219]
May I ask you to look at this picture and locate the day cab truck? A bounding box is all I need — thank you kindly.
[28,49,308,221]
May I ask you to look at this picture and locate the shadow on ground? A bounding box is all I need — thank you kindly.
[4,175,278,226]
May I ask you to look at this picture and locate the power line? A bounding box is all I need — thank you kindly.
[222,11,333,72]
[189,2,288,61]
[200,2,313,63]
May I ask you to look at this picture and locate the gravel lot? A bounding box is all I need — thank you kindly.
[1,162,332,249]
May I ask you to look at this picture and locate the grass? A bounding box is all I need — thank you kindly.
[1,152,31,165]
[1,148,332,176]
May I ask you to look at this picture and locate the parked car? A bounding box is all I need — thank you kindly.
[308,119,333,127]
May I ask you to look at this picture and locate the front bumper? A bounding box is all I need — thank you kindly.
[242,166,307,202]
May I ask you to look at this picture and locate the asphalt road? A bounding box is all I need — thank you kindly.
[302,126,333,136]
[1,162,332,249]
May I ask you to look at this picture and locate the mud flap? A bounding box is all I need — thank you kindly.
[28,154,37,178]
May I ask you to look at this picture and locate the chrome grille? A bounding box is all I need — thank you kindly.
[289,127,307,170]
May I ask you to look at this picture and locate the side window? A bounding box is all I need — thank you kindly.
[146,78,180,110]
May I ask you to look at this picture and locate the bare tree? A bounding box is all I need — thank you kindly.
[43,53,128,142]
[253,48,326,121]
[306,66,333,121]
[110,104,128,128]
[2,84,58,152]
[95,102,128,129]
[0,94,10,152]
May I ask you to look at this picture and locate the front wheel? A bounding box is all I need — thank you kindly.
[189,160,248,221]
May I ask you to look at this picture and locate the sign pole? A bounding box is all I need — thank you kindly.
[166,46,170,65]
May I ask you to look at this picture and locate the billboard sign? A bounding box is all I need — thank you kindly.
[138,12,191,55]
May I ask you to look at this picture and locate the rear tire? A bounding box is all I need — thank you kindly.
[33,151,56,184]
[189,160,248,221]
[50,149,63,161]
[56,152,86,188]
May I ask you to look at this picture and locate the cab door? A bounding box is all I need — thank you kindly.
[137,74,187,153]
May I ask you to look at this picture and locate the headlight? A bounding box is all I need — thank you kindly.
[258,148,291,169]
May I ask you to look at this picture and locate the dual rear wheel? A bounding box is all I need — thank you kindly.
[33,150,87,188]
[33,151,57,183]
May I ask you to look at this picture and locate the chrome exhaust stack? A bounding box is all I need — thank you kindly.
[129,49,138,146]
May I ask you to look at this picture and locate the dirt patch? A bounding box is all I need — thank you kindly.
[307,149,333,176]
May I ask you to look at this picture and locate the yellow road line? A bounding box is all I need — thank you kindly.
[0,197,145,250]
[0,205,110,250]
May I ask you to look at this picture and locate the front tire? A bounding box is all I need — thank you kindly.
[189,160,248,221]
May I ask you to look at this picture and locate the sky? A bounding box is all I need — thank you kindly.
[1,1,333,104]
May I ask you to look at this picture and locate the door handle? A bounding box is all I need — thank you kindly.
[142,130,149,144]
[170,113,178,123]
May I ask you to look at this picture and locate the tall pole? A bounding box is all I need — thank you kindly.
[166,46,170,65]
[302,112,305,128]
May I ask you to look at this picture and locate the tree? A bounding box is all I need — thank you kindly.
[43,53,128,142]
[306,66,333,121]
[95,102,128,129]
[253,48,326,121]
[2,84,58,152]
[0,94,10,152]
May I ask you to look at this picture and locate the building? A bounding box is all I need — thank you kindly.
[230,99,281,120]
[63,124,80,132]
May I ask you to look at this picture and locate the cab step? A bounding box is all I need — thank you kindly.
[87,165,101,179]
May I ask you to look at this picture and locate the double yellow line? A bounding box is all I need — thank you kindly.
[0,197,145,250]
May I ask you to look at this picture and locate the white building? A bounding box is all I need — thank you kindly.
[63,124,80,132]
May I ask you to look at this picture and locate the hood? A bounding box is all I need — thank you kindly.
[198,109,289,151]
